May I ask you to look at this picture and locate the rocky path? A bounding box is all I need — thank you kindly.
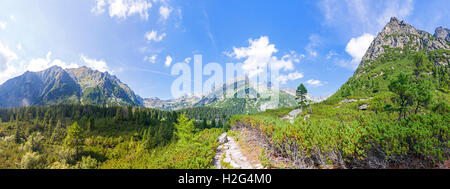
[214,132,263,169]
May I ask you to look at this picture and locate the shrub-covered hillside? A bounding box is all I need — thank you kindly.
[0,105,226,169]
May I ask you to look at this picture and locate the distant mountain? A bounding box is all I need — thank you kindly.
[143,96,201,111]
[144,77,328,113]
[331,17,450,99]
[281,88,332,103]
[0,66,143,108]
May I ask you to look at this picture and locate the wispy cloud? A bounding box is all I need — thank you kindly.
[144,55,157,64]
[0,41,18,72]
[277,72,304,84]
[318,0,415,35]
[80,54,110,72]
[305,34,321,57]
[145,30,166,42]
[326,50,338,60]
[306,79,325,87]
[92,0,153,20]
[159,5,172,21]
[27,52,79,72]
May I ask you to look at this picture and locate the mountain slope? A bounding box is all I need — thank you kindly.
[66,67,142,107]
[228,17,450,169]
[0,66,81,107]
[0,66,143,107]
[331,17,450,100]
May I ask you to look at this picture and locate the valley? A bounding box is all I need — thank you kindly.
[0,17,448,169]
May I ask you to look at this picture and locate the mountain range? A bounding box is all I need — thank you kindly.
[0,17,448,112]
[0,66,142,108]
[0,66,311,112]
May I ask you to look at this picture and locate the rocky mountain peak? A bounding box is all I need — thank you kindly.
[359,17,450,69]
[434,26,450,43]
[381,17,419,36]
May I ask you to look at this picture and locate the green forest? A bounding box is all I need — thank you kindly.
[0,105,230,169]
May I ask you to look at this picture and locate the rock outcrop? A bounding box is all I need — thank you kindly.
[434,26,450,43]
[360,17,450,69]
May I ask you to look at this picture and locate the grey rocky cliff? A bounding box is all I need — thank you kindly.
[434,26,450,43]
[360,17,450,69]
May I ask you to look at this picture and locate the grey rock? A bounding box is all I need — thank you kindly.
[434,26,450,43]
[359,104,369,110]
[360,17,450,69]
[281,109,302,123]
[339,99,358,104]
[288,109,303,117]
[218,133,228,144]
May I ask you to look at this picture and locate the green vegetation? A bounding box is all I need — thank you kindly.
[229,99,449,168]
[228,49,449,168]
[0,105,225,169]
[295,83,309,109]
[331,49,449,100]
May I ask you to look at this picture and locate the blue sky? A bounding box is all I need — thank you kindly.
[0,0,448,99]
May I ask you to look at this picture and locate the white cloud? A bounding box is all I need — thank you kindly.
[175,8,183,28]
[159,6,172,21]
[326,50,338,60]
[28,52,79,72]
[80,54,110,72]
[277,72,304,84]
[0,22,6,30]
[92,0,152,20]
[92,0,106,15]
[184,57,191,63]
[306,79,325,87]
[9,15,15,22]
[305,34,321,57]
[341,33,374,69]
[0,42,18,72]
[164,55,172,67]
[145,30,166,42]
[318,0,415,35]
[144,55,157,64]
[227,36,298,77]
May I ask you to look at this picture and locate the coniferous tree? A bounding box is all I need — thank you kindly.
[296,83,308,109]
[412,80,433,114]
[388,72,415,120]
[174,114,195,143]
[64,122,83,158]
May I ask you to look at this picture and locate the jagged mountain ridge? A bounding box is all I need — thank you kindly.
[0,66,142,107]
[144,77,328,113]
[331,17,450,99]
[361,17,450,69]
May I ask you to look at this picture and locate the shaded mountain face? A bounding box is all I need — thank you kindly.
[332,17,450,99]
[0,66,143,108]
[0,66,81,107]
